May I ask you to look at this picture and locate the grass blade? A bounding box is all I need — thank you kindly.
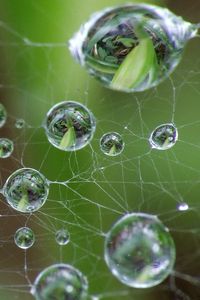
[111,35,156,90]
[60,126,76,149]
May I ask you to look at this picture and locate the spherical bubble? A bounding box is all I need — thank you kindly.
[104,213,176,288]
[3,168,49,213]
[0,103,7,128]
[15,118,25,129]
[44,101,96,151]
[69,4,197,92]
[0,138,14,158]
[55,229,70,246]
[32,264,88,300]
[100,132,124,156]
[149,123,178,150]
[14,227,35,249]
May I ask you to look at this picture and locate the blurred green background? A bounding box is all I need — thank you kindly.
[0,0,200,299]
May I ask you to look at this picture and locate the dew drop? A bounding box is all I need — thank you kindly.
[14,227,35,249]
[100,132,124,156]
[3,168,49,213]
[44,101,96,151]
[69,4,197,92]
[104,213,176,288]
[15,118,25,129]
[177,202,189,211]
[149,123,178,150]
[32,264,88,300]
[0,138,14,158]
[55,229,70,246]
[0,103,7,128]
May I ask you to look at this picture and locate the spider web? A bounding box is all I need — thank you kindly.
[0,0,200,299]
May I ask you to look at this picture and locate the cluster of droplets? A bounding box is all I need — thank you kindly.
[1,2,198,299]
[0,103,14,159]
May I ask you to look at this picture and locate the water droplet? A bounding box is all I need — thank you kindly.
[0,103,7,128]
[44,101,96,151]
[3,168,49,213]
[55,229,70,246]
[69,4,197,92]
[14,227,35,249]
[177,202,189,211]
[0,138,14,158]
[15,118,25,129]
[100,132,124,156]
[105,213,176,288]
[149,123,178,150]
[32,264,88,300]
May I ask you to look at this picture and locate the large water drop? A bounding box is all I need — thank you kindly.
[32,264,88,300]
[105,213,176,288]
[69,4,197,92]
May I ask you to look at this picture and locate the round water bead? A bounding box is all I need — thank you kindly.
[55,229,70,246]
[0,103,7,128]
[32,264,88,300]
[3,168,49,213]
[0,138,14,158]
[100,132,124,156]
[105,213,176,288]
[15,118,25,129]
[69,4,197,92]
[149,123,178,150]
[44,101,96,151]
[14,227,35,249]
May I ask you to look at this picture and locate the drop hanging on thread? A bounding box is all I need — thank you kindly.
[31,264,89,300]
[3,168,49,213]
[69,3,198,93]
[44,101,96,152]
[104,213,176,288]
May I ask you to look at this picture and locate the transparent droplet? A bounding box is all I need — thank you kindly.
[15,118,25,129]
[149,123,178,150]
[32,264,88,300]
[69,4,197,92]
[14,227,35,249]
[44,101,96,151]
[3,168,49,213]
[100,132,124,156]
[105,213,176,288]
[177,202,189,211]
[0,103,7,128]
[0,138,14,158]
[55,229,70,246]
